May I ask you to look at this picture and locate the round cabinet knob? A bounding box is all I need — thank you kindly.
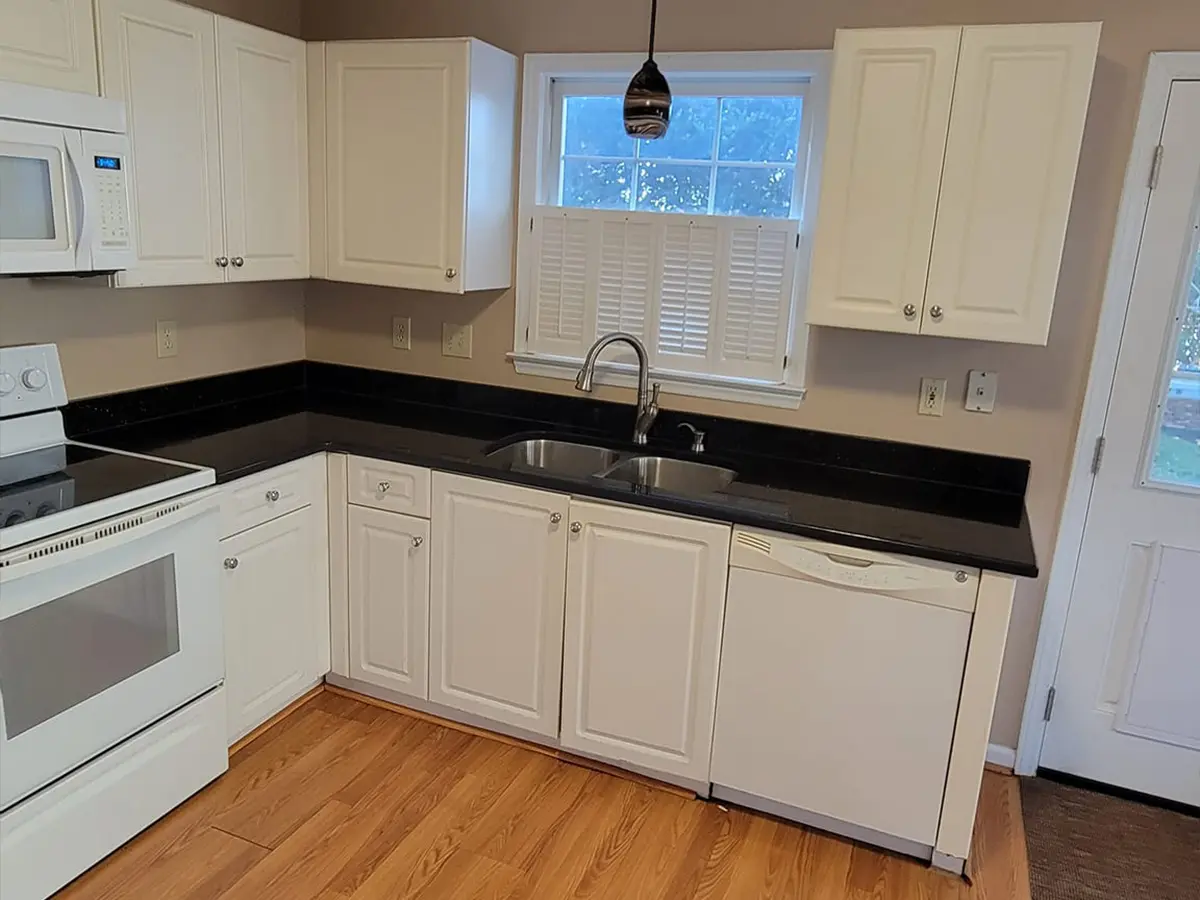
[232,257,245,268]
[929,305,944,321]
[224,558,239,570]
[21,368,47,391]
[0,371,15,396]
[903,304,917,320]
[377,481,391,494]
[445,267,457,280]
[550,513,562,525]
[411,536,424,549]
[265,489,280,502]
[570,522,582,534]
[955,571,968,583]
[216,256,229,267]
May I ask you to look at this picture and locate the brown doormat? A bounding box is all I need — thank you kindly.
[1020,776,1200,900]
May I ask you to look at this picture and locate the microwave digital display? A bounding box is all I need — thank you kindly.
[94,156,121,170]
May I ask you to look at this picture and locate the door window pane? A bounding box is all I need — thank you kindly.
[0,557,180,737]
[1149,246,1200,488]
[0,155,56,240]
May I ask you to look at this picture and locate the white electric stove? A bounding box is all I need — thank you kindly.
[0,344,229,900]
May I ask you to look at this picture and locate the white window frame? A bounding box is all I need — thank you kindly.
[510,51,831,409]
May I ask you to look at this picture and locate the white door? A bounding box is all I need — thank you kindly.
[96,0,225,287]
[923,23,1100,345]
[1041,81,1200,805]
[347,505,429,701]
[324,39,467,291]
[806,27,961,335]
[221,506,321,744]
[216,16,308,282]
[0,0,98,94]
[428,473,568,738]
[560,500,730,783]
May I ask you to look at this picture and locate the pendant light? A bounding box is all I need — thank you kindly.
[623,0,670,139]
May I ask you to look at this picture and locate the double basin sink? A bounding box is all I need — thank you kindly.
[487,437,737,495]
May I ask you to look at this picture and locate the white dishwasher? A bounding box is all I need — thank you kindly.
[710,528,979,861]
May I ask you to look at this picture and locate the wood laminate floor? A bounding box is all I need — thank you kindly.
[56,691,1031,900]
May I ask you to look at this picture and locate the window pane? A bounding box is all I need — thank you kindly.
[638,97,718,161]
[714,166,794,218]
[718,97,804,163]
[1149,246,1200,487]
[562,158,633,210]
[637,162,711,214]
[564,96,634,157]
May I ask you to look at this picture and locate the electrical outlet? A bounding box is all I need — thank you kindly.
[442,323,473,359]
[392,316,411,350]
[156,320,178,359]
[918,377,946,417]
[965,370,998,413]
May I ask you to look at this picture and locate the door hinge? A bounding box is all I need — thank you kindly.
[1149,144,1164,190]
[1043,686,1057,722]
[1090,435,1106,475]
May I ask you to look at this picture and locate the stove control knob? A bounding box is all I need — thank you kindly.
[4,511,26,527]
[0,371,15,396]
[21,367,48,391]
[36,503,57,518]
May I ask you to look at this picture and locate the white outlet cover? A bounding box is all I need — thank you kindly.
[156,320,178,359]
[965,370,998,413]
[918,377,946,417]
[392,316,411,350]
[442,323,473,359]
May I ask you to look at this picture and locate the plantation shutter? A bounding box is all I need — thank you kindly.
[527,209,798,382]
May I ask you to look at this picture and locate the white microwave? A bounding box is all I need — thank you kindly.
[0,80,136,276]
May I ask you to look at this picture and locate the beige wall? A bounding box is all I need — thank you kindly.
[303,0,1200,748]
[0,0,306,400]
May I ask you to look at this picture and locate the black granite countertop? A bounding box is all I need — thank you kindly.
[67,362,1039,578]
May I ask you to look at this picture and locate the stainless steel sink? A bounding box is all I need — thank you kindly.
[602,456,737,494]
[487,438,620,479]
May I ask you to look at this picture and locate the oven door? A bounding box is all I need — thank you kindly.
[0,120,83,274]
[0,491,222,810]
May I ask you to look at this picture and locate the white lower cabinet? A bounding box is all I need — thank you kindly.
[221,503,327,744]
[428,473,569,738]
[560,500,731,783]
[347,505,430,700]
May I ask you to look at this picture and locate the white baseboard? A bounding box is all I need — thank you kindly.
[986,743,1017,770]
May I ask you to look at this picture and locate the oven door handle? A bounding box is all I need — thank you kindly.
[0,491,219,590]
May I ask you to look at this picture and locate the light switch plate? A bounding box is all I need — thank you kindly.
[442,323,473,359]
[156,320,178,359]
[965,370,998,413]
[918,377,946,417]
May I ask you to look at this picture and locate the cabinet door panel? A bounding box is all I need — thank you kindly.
[348,506,429,699]
[807,27,961,334]
[924,23,1100,344]
[217,17,308,282]
[325,40,467,291]
[429,473,568,737]
[97,0,224,286]
[0,0,98,94]
[221,505,321,744]
[561,501,730,782]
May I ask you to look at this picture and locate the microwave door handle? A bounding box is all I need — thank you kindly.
[62,132,92,258]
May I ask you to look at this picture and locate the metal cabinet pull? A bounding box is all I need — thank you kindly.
[411,536,424,549]
[445,267,457,280]
[550,512,562,524]
[929,305,944,321]
[903,303,917,320]
[265,489,280,502]
[378,481,391,493]
[215,256,229,267]
[232,256,245,267]
[570,522,582,534]
[224,558,239,569]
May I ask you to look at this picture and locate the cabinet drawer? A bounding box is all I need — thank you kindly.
[347,456,431,517]
[220,458,316,538]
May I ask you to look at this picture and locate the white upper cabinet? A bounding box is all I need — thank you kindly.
[807,22,1100,345]
[560,501,731,784]
[806,27,961,335]
[96,0,308,287]
[0,0,98,94]
[347,505,430,701]
[316,38,517,293]
[97,0,224,286]
[216,16,308,282]
[923,24,1100,344]
[428,473,569,738]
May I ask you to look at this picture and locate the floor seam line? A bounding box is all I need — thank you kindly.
[209,824,274,851]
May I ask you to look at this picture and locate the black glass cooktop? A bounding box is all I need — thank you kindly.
[0,443,198,528]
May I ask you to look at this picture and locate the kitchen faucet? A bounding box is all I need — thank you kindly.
[575,332,660,445]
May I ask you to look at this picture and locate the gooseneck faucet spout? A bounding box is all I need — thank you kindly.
[575,332,661,445]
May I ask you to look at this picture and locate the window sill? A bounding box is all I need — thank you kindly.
[508,353,806,409]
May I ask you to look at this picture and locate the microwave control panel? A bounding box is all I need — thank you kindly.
[93,155,131,248]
